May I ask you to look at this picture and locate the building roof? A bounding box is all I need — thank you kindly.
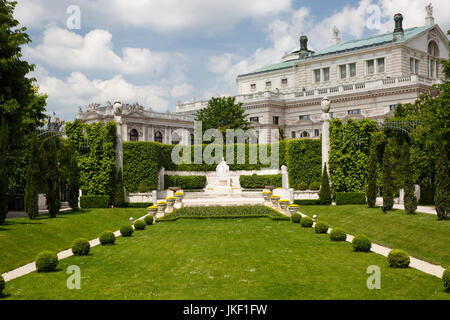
[240,24,435,77]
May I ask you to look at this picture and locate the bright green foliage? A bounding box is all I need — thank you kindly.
[293,200,323,205]
[318,164,332,205]
[297,182,308,191]
[352,235,372,252]
[443,268,450,290]
[65,121,117,201]
[291,213,301,223]
[366,142,378,208]
[330,228,347,242]
[0,275,4,296]
[309,182,320,191]
[123,142,160,192]
[314,221,329,234]
[24,133,40,219]
[195,96,251,134]
[329,118,378,192]
[43,138,60,218]
[71,238,90,256]
[134,220,146,230]
[144,215,154,225]
[239,174,282,189]
[120,225,134,237]
[435,133,449,220]
[114,169,125,208]
[165,175,207,190]
[99,231,115,245]
[402,142,417,215]
[382,142,394,210]
[65,143,80,212]
[440,30,450,79]
[335,192,366,205]
[137,183,149,193]
[35,251,58,272]
[285,139,321,188]
[0,119,9,224]
[80,195,109,209]
[300,217,313,228]
[388,249,410,268]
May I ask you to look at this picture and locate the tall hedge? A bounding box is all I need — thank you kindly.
[285,139,321,188]
[435,133,449,220]
[319,163,332,205]
[0,119,9,225]
[402,142,417,215]
[164,175,207,190]
[366,143,378,208]
[24,133,41,219]
[44,138,61,218]
[382,142,394,210]
[239,174,282,189]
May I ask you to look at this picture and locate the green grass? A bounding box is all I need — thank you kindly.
[0,208,146,273]
[299,205,450,267]
[3,218,449,300]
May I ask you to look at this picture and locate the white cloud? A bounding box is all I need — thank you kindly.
[23,27,172,76]
[171,83,194,98]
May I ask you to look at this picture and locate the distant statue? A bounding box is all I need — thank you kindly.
[426,3,433,17]
[113,101,123,117]
[333,26,339,38]
[216,158,230,177]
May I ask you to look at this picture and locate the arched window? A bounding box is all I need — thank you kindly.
[427,41,439,78]
[171,132,180,145]
[300,131,310,138]
[130,129,139,142]
[154,131,163,143]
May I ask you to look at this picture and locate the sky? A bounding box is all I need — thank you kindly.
[13,0,450,121]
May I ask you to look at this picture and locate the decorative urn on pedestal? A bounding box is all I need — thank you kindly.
[270,195,280,207]
[147,205,158,216]
[263,191,272,201]
[157,201,167,214]
[288,204,299,215]
[174,191,184,204]
[166,197,176,211]
[279,199,290,210]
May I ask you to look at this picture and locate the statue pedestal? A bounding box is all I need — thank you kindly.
[205,158,233,195]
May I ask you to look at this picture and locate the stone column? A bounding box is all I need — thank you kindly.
[281,165,289,189]
[321,97,331,173]
[113,101,124,170]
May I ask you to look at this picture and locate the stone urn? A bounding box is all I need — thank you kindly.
[157,201,167,214]
[174,192,184,204]
[265,185,276,192]
[263,191,272,201]
[166,197,176,211]
[288,205,299,215]
[270,195,280,207]
[279,200,289,210]
[147,205,158,216]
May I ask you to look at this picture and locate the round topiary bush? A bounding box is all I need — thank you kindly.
[144,215,154,225]
[330,228,347,242]
[443,268,450,291]
[99,231,116,245]
[300,217,313,228]
[134,220,146,230]
[71,238,91,256]
[309,182,321,191]
[36,251,59,272]
[0,275,5,296]
[352,235,372,252]
[120,225,134,237]
[388,249,410,268]
[297,182,308,191]
[314,221,329,234]
[291,213,301,223]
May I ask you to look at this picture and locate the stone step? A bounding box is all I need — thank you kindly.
[182,198,265,207]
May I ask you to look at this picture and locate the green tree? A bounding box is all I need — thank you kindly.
[435,133,449,220]
[44,138,60,218]
[66,143,79,212]
[114,169,125,208]
[319,163,332,205]
[195,97,251,134]
[382,142,394,210]
[402,142,417,215]
[0,119,9,224]
[366,143,378,208]
[24,133,41,219]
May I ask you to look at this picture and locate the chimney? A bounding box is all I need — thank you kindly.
[425,3,435,25]
[393,13,404,41]
[332,26,341,45]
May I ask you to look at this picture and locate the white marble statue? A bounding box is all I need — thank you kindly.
[426,3,433,17]
[216,158,230,177]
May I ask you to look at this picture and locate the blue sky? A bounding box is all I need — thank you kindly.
[14,0,450,121]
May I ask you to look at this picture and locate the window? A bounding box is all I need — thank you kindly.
[130,129,139,142]
[300,131,310,138]
[367,60,374,74]
[348,109,361,115]
[377,58,385,73]
[250,84,256,90]
[427,41,439,78]
[249,117,259,123]
[349,63,356,77]
[410,58,420,74]
[314,129,320,137]
[299,115,311,120]
[266,81,272,88]
[323,68,330,81]
[339,65,347,79]
[314,69,321,83]
[389,104,397,111]
[291,131,296,139]
[281,78,288,86]
[171,132,180,145]
[273,116,279,125]
[154,131,163,143]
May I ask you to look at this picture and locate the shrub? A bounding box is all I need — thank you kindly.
[294,199,323,205]
[36,251,59,272]
[114,170,125,208]
[165,175,206,190]
[309,182,320,191]
[297,182,308,191]
[134,220,146,230]
[99,231,115,245]
[319,164,332,205]
[330,228,347,242]
[71,238,91,256]
[240,174,282,189]
[285,139,322,189]
[291,213,301,223]
[0,275,5,296]
[137,183,149,193]
[314,221,329,234]
[352,235,371,252]
[300,216,313,228]
[443,268,450,290]
[144,215,154,225]
[80,195,109,209]
[120,225,134,237]
[388,249,410,268]
[125,202,153,208]
[335,192,366,205]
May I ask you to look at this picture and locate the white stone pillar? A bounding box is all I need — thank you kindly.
[321,97,331,173]
[281,165,289,189]
[113,101,124,170]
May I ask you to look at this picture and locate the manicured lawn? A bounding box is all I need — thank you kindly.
[299,205,450,267]
[0,208,146,273]
[3,218,449,300]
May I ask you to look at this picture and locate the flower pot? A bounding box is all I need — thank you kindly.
[147,207,158,216]
[263,192,272,201]
[288,206,299,215]
[157,202,167,213]
[279,201,289,210]
[271,197,280,207]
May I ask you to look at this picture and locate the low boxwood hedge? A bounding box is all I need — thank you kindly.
[120,225,134,237]
[80,195,109,208]
[164,175,206,190]
[314,221,329,234]
[388,249,410,268]
[352,235,371,252]
[330,228,347,242]
[99,231,116,245]
[71,238,91,256]
[125,202,153,208]
[443,268,450,291]
[293,200,323,206]
[239,174,282,189]
[291,213,301,223]
[335,192,366,205]
[36,251,59,272]
[144,215,154,225]
[0,275,5,296]
[300,217,313,228]
[134,220,146,230]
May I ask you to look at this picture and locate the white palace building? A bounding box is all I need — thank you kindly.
[78,6,449,145]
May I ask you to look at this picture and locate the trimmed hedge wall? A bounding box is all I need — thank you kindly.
[80,195,109,208]
[285,139,322,189]
[164,175,206,190]
[294,199,323,205]
[239,174,282,189]
[125,202,153,208]
[335,192,367,205]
